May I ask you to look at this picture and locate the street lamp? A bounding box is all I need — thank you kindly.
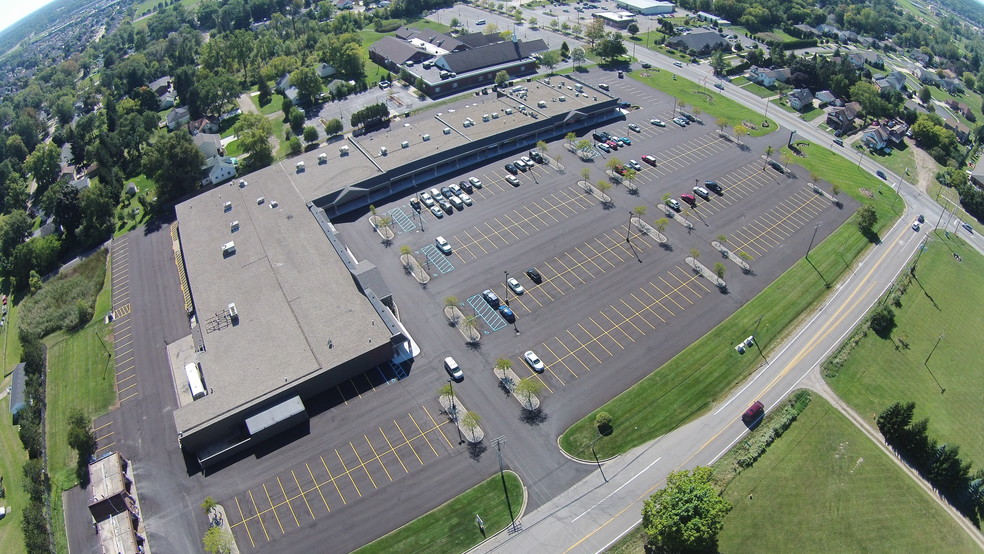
[447,378,463,443]
[806,222,821,259]
[503,270,510,305]
[626,211,633,243]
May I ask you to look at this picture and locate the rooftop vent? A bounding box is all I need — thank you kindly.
[257,197,265,205]
[401,141,409,148]
[380,146,388,156]
[222,241,236,256]
[223,201,232,212]
[339,145,349,155]
[422,134,430,141]
[443,127,451,134]
[270,200,278,208]
[230,221,239,232]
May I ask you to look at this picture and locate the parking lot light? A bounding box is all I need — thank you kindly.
[503,270,510,305]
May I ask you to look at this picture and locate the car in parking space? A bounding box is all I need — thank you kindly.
[467,177,482,189]
[444,357,463,382]
[378,80,391,89]
[606,139,620,150]
[449,196,464,210]
[438,198,453,213]
[769,160,785,173]
[714,82,725,90]
[641,62,651,69]
[596,142,611,153]
[435,236,452,254]
[613,165,627,176]
[529,150,544,164]
[482,289,500,307]
[876,170,887,179]
[693,186,710,199]
[505,174,521,186]
[498,305,516,322]
[507,277,525,295]
[514,160,529,171]
[741,400,765,425]
[962,223,973,233]
[592,132,607,142]
[628,123,641,132]
[409,197,421,211]
[505,163,519,174]
[520,156,533,166]
[598,83,610,90]
[673,117,688,127]
[912,221,921,231]
[628,159,642,171]
[526,267,542,283]
[617,136,631,146]
[650,118,666,127]
[459,180,473,193]
[641,155,658,166]
[449,183,463,196]
[704,180,723,194]
[430,187,441,198]
[420,192,435,207]
[680,193,697,207]
[429,205,444,218]
[458,192,473,206]
[666,198,681,211]
[524,351,545,373]
[441,186,454,198]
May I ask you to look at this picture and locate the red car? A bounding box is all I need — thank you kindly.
[641,155,657,166]
[606,140,620,150]
[613,165,627,176]
[680,193,697,207]
[742,401,765,425]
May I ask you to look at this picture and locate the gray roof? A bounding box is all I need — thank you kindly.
[395,26,466,51]
[370,36,425,66]
[667,31,729,53]
[456,32,500,48]
[10,363,26,414]
[438,39,547,74]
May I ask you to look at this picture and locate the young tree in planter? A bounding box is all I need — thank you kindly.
[515,378,544,410]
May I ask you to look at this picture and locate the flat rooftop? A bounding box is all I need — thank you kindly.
[280,75,614,202]
[97,511,138,554]
[88,452,126,506]
[174,164,391,437]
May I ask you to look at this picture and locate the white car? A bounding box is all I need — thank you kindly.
[458,192,473,206]
[513,159,528,171]
[520,156,533,166]
[507,277,525,295]
[693,186,710,199]
[449,183,463,196]
[429,205,444,218]
[524,351,545,373]
[666,198,681,211]
[628,159,642,171]
[435,236,452,254]
[506,175,521,186]
[420,192,435,207]
[628,123,641,132]
[469,176,483,189]
[650,118,666,127]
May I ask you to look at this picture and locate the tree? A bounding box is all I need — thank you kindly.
[627,22,640,36]
[24,142,61,192]
[596,181,612,203]
[495,70,510,88]
[323,118,343,136]
[257,76,272,105]
[203,525,234,554]
[711,50,728,75]
[571,46,587,68]
[606,157,623,173]
[918,86,932,105]
[227,30,254,85]
[690,248,700,260]
[560,41,570,58]
[142,131,206,202]
[202,496,218,515]
[0,209,31,261]
[515,378,543,410]
[580,167,591,183]
[595,33,627,62]
[287,136,302,155]
[303,126,319,143]
[869,303,895,336]
[233,113,274,169]
[291,67,324,105]
[540,51,560,73]
[855,203,877,233]
[461,411,482,441]
[495,357,513,373]
[642,467,731,552]
[714,262,726,279]
[633,205,647,218]
[733,124,748,144]
[536,140,549,158]
[289,107,306,135]
[654,218,668,233]
[584,18,606,45]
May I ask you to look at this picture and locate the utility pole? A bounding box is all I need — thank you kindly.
[857,149,864,168]
[806,222,821,259]
[490,436,518,532]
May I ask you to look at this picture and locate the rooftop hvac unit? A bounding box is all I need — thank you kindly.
[504,108,513,115]
[223,201,232,212]
[443,127,451,134]
[295,161,305,169]
[559,96,566,102]
[422,134,430,141]
[537,100,547,108]
[257,197,265,205]
[270,200,278,208]
[482,114,489,122]
[222,241,236,255]
[228,303,238,320]
[380,146,388,156]
[238,179,247,187]
[462,120,472,127]
[339,145,349,155]
[318,153,328,163]
[401,141,409,148]
[230,221,239,232]
[491,113,499,119]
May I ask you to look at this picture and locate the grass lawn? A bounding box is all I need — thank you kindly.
[771,98,797,113]
[224,139,243,158]
[826,234,984,463]
[628,70,776,137]
[354,471,523,554]
[858,142,919,180]
[799,105,825,122]
[114,174,156,238]
[0,396,29,554]
[718,396,980,552]
[560,142,902,459]
[252,93,285,116]
[930,182,977,228]
[734,79,772,98]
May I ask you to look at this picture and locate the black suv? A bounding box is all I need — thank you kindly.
[529,150,544,164]
[526,267,542,283]
[704,180,723,194]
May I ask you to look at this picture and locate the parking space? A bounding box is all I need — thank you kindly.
[226,405,458,551]
[726,187,830,258]
[110,236,139,405]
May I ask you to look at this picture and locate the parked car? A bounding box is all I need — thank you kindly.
[769,160,785,173]
[378,80,391,89]
[641,62,652,69]
[666,198,681,211]
[429,205,444,218]
[506,174,521,186]
[458,192,473,206]
[673,118,688,127]
[617,136,631,146]
[650,118,666,127]
[409,197,421,211]
[459,180,473,193]
[741,401,765,425]
[429,187,441,198]
[520,156,533,166]
[680,193,697,207]
[704,180,723,194]
[529,150,545,163]
[526,267,542,283]
[469,176,483,189]
[438,199,453,214]
[449,183,463,196]
[507,277,525,295]
[641,155,657,166]
[482,289,500,307]
[606,139,620,150]
[628,123,641,132]
[435,236,452,254]
[498,305,515,322]
[420,192,435,207]
[505,163,518,174]
[441,186,454,198]
[524,350,545,373]
[693,186,710,199]
[628,159,642,171]
[448,196,464,211]
[596,142,611,153]
[613,165,627,176]
[514,160,528,171]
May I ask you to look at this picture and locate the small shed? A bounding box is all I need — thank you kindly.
[10,362,27,423]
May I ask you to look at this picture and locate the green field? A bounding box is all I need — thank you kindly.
[252,92,286,116]
[628,70,775,137]
[0,396,29,554]
[560,142,903,459]
[732,76,775,99]
[859,142,919,182]
[718,396,980,552]
[826,234,984,464]
[354,471,524,553]
[799,105,825,122]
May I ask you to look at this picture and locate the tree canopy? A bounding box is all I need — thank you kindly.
[142,130,206,202]
[642,467,731,552]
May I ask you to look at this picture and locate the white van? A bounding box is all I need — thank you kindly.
[444,357,463,381]
[476,19,486,25]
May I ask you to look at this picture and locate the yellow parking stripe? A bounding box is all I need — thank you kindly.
[379,427,410,473]
[262,483,285,533]
[276,477,300,527]
[306,463,331,512]
[233,496,256,547]
[320,456,347,505]
[335,449,363,498]
[248,489,270,541]
[392,420,424,465]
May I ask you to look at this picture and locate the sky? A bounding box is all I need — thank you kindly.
[0,0,60,34]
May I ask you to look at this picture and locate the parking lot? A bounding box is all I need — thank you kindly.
[212,68,856,552]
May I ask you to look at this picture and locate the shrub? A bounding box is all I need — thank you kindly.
[595,411,613,435]
[869,304,895,337]
[18,249,107,340]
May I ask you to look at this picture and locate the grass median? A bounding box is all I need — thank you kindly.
[560,142,903,460]
[354,471,523,554]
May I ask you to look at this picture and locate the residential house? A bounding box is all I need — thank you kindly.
[941,78,963,94]
[847,51,883,69]
[970,163,984,189]
[816,24,840,37]
[747,66,791,87]
[70,176,91,191]
[188,117,219,135]
[788,88,814,111]
[910,49,930,66]
[862,125,891,149]
[846,52,867,69]
[148,76,171,96]
[884,119,909,144]
[874,71,907,93]
[316,63,336,78]
[159,90,176,110]
[193,133,223,159]
[791,24,819,37]
[839,30,859,42]
[918,68,940,85]
[335,0,353,9]
[666,31,730,56]
[10,363,27,423]
[826,102,861,132]
[166,106,191,130]
[815,90,837,105]
[946,99,976,122]
[200,156,237,186]
[941,116,971,144]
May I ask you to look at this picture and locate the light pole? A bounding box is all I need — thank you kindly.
[787,129,796,147]
[626,211,633,243]
[806,222,821,259]
[447,378,463,443]
[503,270,510,305]
[857,148,864,168]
